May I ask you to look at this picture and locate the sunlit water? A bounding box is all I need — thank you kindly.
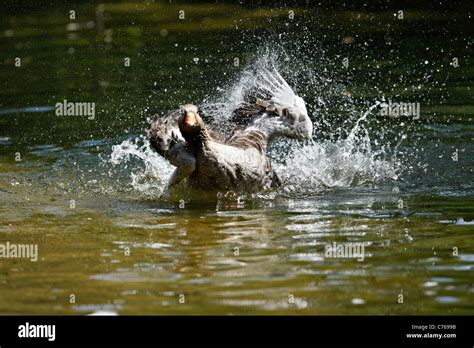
[0,3,473,314]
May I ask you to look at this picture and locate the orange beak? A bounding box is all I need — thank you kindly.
[184,112,196,127]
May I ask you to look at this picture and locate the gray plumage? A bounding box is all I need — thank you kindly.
[147,67,312,192]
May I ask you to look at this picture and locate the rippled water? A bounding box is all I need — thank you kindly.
[0,3,473,314]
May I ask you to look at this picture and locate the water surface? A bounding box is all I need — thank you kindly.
[0,2,473,314]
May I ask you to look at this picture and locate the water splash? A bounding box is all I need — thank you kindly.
[271,102,400,193]
[274,139,399,194]
[110,52,401,198]
[110,136,173,197]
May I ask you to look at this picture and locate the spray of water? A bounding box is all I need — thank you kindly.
[271,102,399,193]
[109,52,401,199]
[110,136,174,197]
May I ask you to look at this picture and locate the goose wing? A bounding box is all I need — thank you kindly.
[147,109,196,185]
[228,67,313,151]
[147,109,182,159]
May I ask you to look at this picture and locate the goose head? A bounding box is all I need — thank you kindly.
[178,104,206,141]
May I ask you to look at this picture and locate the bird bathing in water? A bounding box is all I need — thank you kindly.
[147,67,313,193]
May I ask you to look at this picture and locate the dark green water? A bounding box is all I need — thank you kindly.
[0,2,473,314]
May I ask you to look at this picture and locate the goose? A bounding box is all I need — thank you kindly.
[147,67,312,192]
